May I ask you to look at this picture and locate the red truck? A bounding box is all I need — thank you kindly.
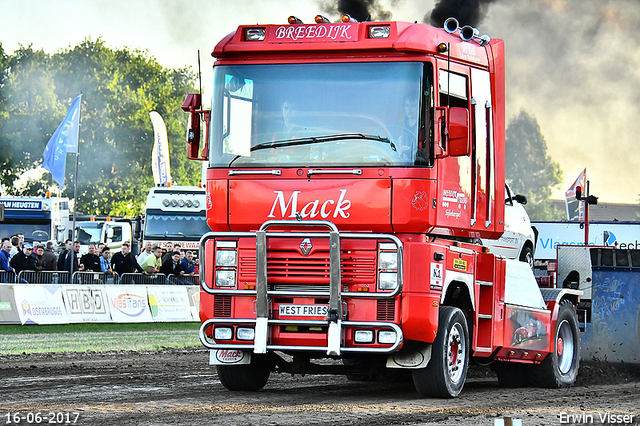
[182,14,581,397]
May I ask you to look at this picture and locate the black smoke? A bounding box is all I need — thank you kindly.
[427,0,498,28]
[320,0,392,22]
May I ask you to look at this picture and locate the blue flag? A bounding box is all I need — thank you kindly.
[42,95,82,187]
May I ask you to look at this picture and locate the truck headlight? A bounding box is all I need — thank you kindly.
[214,327,233,340]
[216,250,237,267]
[378,330,397,344]
[379,252,398,270]
[237,328,255,341]
[378,272,397,290]
[216,270,236,287]
[354,330,374,343]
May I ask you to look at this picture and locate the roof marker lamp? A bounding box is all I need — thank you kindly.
[244,28,265,41]
[341,14,358,23]
[288,16,303,25]
[315,15,330,23]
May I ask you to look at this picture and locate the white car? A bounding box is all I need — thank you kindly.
[482,184,537,267]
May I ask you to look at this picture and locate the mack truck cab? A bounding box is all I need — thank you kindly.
[183,15,581,398]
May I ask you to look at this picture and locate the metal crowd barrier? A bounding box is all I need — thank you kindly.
[71,271,119,285]
[2,271,196,285]
[118,273,167,285]
[17,270,71,284]
[0,271,17,284]
[167,274,199,285]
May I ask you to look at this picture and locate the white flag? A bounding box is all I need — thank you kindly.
[150,111,172,186]
[564,168,586,221]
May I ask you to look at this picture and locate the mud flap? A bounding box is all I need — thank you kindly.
[209,349,252,365]
[386,343,431,369]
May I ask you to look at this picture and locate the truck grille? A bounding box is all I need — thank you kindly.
[237,238,377,291]
[214,295,232,317]
[377,299,395,321]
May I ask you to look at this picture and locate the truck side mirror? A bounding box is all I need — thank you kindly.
[513,194,527,205]
[181,94,209,161]
[448,107,470,156]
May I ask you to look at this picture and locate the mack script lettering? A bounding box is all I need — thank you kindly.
[268,190,351,219]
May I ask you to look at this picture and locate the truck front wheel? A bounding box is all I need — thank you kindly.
[216,354,273,391]
[412,306,469,398]
[527,300,580,388]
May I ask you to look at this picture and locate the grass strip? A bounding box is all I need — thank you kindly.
[0,322,201,355]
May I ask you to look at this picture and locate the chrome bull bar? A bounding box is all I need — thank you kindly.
[198,220,403,356]
[199,318,404,354]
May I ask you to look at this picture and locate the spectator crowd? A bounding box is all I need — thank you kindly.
[0,233,198,284]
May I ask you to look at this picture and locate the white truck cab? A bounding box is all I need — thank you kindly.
[482,184,537,267]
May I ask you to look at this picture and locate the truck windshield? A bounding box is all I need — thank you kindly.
[209,62,431,168]
[144,214,211,239]
[77,223,104,244]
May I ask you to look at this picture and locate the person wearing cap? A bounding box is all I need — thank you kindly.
[10,243,36,277]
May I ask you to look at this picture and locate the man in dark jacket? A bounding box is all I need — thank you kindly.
[10,243,35,279]
[80,243,101,272]
[160,251,185,276]
[42,241,58,271]
[57,239,72,271]
[111,242,142,276]
[64,241,81,274]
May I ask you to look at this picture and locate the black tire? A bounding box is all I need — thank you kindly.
[492,361,529,388]
[216,354,273,391]
[527,300,580,388]
[519,245,534,270]
[412,306,469,398]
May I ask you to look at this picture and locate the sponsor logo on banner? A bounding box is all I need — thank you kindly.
[147,286,192,321]
[13,285,69,325]
[63,286,111,322]
[111,294,147,317]
[105,286,152,322]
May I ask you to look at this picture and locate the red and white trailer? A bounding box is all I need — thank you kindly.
[183,14,581,397]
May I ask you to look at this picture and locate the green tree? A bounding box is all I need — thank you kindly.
[0,44,59,195]
[505,110,564,220]
[0,38,198,216]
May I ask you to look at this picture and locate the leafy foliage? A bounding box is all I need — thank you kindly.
[505,110,564,220]
[0,39,198,216]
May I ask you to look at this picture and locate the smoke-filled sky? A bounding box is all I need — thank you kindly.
[2,0,639,204]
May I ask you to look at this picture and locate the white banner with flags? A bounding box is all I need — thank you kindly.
[150,111,172,186]
[42,94,82,187]
[565,168,586,221]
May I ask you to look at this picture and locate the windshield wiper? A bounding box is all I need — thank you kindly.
[227,133,396,167]
[250,133,396,152]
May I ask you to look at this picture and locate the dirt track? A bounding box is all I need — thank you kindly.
[1,348,639,426]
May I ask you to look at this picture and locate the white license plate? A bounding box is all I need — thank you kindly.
[278,304,328,317]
